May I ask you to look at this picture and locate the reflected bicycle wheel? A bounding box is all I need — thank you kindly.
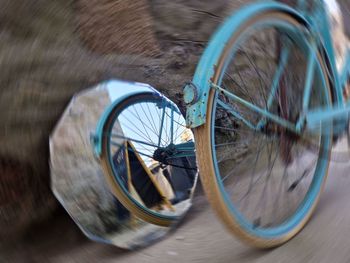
[100,92,197,226]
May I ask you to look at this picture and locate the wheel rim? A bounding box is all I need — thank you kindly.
[104,93,197,221]
[208,15,332,238]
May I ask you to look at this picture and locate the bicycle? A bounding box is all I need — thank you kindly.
[92,81,197,227]
[183,0,350,248]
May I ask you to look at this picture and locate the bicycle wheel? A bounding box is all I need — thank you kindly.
[100,92,197,226]
[194,10,333,247]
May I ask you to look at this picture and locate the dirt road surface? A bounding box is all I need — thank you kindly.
[3,140,350,263]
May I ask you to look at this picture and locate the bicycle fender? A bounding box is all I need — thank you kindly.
[185,1,311,128]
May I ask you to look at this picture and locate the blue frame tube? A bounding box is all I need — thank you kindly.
[267,46,290,109]
[211,82,297,132]
[158,107,166,147]
[170,107,174,144]
[302,43,316,112]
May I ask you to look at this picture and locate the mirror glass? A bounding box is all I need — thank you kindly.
[50,79,198,249]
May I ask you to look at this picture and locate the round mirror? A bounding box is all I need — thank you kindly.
[50,79,198,249]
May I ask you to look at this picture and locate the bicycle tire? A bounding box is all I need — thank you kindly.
[193,9,333,247]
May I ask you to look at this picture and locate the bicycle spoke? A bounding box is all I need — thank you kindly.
[191,6,333,244]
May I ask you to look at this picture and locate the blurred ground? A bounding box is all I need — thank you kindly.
[3,142,350,262]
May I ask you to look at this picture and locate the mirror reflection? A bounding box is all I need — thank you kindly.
[50,79,198,249]
[101,89,197,225]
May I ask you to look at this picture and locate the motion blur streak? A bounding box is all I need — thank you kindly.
[1,0,350,262]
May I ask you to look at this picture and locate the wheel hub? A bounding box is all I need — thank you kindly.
[153,144,177,164]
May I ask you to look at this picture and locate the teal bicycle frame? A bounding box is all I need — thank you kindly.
[184,0,350,135]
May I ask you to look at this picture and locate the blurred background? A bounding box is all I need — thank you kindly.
[1,0,350,262]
